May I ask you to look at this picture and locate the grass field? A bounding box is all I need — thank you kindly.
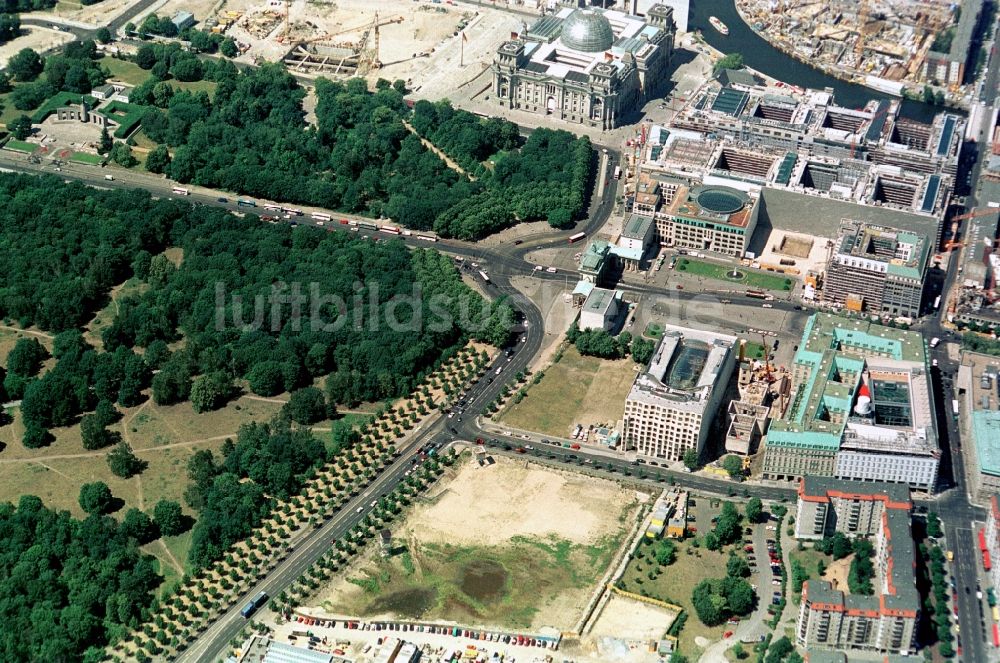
[789,546,832,604]
[4,139,36,153]
[618,541,729,657]
[677,259,794,292]
[131,130,159,150]
[500,346,638,437]
[741,340,766,360]
[0,91,21,126]
[100,56,150,86]
[69,151,104,164]
[644,322,664,339]
[322,534,622,628]
[98,57,218,98]
[171,80,218,97]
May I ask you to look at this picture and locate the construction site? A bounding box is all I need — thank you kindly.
[165,0,522,93]
[735,0,981,98]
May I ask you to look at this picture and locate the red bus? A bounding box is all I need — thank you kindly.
[992,623,999,647]
[568,232,586,244]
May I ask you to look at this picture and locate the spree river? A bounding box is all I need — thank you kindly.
[688,0,952,123]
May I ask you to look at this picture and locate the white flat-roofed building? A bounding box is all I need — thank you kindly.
[579,287,622,332]
[623,324,736,460]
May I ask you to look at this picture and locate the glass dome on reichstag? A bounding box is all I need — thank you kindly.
[559,9,615,53]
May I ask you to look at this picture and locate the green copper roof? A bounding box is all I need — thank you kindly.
[973,410,1000,476]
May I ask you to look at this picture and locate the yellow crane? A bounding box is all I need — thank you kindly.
[295,13,403,75]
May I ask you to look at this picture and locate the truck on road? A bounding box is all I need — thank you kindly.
[240,591,268,618]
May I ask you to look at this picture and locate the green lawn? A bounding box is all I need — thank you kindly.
[131,129,159,150]
[741,340,766,360]
[4,139,36,153]
[677,258,794,292]
[171,80,218,97]
[500,346,637,437]
[69,152,104,165]
[0,91,21,126]
[788,546,832,604]
[644,322,664,340]
[100,56,151,86]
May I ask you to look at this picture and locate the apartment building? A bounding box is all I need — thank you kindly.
[795,477,919,656]
[763,314,939,492]
[623,324,736,461]
[822,220,931,319]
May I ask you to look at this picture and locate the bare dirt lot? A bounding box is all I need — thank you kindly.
[589,594,676,641]
[0,28,74,69]
[311,455,642,630]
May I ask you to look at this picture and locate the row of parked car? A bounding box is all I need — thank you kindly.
[290,614,559,650]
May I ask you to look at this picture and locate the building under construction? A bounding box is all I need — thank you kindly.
[820,219,932,319]
[282,14,404,76]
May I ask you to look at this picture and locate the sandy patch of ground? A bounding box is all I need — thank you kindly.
[823,554,853,591]
[403,455,633,547]
[309,455,641,631]
[755,228,833,282]
[589,594,676,641]
[0,28,74,69]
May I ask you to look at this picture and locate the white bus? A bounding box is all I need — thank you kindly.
[171,187,189,196]
[311,212,331,222]
[613,166,622,180]
[263,203,281,211]
[479,270,490,283]
[379,225,401,235]
[417,235,438,242]
[934,295,942,310]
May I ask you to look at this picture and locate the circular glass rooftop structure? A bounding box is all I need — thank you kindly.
[560,9,615,53]
[693,186,748,215]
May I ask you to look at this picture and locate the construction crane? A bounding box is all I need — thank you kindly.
[849,104,890,160]
[299,14,401,48]
[356,13,404,75]
[942,207,1000,251]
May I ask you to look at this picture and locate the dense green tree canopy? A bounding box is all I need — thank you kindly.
[125,66,590,240]
[186,418,325,567]
[0,495,159,662]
